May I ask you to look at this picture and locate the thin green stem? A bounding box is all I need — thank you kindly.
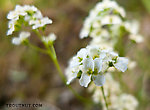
[33,29,91,104]
[101,86,109,110]
[47,46,92,104]
[27,43,48,54]
[50,44,56,58]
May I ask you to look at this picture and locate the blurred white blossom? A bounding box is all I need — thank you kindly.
[12,31,30,45]
[89,73,138,110]
[80,0,144,47]
[29,17,52,29]
[7,5,52,35]
[42,33,57,44]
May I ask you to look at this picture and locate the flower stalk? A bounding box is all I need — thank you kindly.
[101,86,109,110]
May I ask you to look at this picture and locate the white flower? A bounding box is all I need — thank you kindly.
[79,70,92,87]
[113,57,128,72]
[22,5,38,12]
[7,5,53,36]
[12,31,30,45]
[92,74,105,86]
[79,0,126,44]
[42,33,56,44]
[24,10,43,21]
[129,34,144,43]
[118,94,138,110]
[65,46,128,87]
[83,57,94,71]
[7,20,17,35]
[124,20,139,34]
[7,5,27,20]
[101,15,122,25]
[65,67,78,85]
[29,17,52,29]
[89,73,138,110]
[77,48,88,60]
[128,60,137,70]
[89,73,121,104]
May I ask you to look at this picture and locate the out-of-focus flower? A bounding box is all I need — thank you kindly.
[65,46,128,87]
[128,60,137,70]
[80,0,125,39]
[89,73,138,110]
[42,33,56,44]
[29,17,52,29]
[7,5,53,35]
[80,0,144,48]
[7,5,27,20]
[117,94,139,110]
[129,34,144,43]
[124,20,144,43]
[7,20,17,35]
[12,31,30,45]
[101,15,122,25]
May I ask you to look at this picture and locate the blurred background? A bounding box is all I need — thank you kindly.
[0,0,150,110]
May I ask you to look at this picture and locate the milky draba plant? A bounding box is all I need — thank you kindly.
[65,0,142,109]
[6,5,91,103]
[71,0,141,109]
[6,1,140,110]
[88,74,138,110]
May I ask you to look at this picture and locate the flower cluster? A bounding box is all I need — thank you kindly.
[89,73,138,110]
[80,0,143,49]
[7,5,53,45]
[7,5,52,36]
[65,46,128,87]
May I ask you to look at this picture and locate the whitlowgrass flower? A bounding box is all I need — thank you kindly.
[101,15,122,25]
[7,19,17,35]
[12,31,30,45]
[29,17,52,29]
[128,60,137,70]
[7,5,53,35]
[42,33,56,44]
[65,46,128,87]
[117,94,138,110]
[7,5,27,20]
[129,34,144,43]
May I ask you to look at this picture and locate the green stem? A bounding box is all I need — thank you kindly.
[48,46,92,104]
[101,86,109,110]
[33,29,91,104]
[27,43,48,54]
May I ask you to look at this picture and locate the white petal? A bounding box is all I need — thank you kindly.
[102,61,109,72]
[114,57,128,72]
[79,72,91,87]
[92,74,105,86]
[77,48,88,59]
[83,57,94,71]
[87,46,99,57]
[12,37,21,45]
[69,56,80,68]
[65,68,78,85]
[94,58,102,73]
